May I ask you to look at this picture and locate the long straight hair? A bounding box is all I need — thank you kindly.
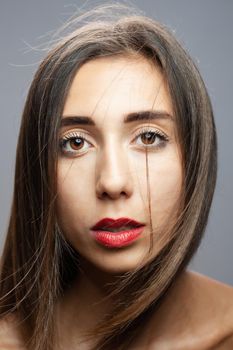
[0,4,217,350]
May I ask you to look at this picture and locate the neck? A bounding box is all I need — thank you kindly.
[55,257,125,346]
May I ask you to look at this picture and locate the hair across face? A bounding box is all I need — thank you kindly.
[0,5,217,350]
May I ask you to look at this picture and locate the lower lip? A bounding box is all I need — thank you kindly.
[90,226,144,248]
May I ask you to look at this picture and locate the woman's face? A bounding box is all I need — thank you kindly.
[56,55,182,274]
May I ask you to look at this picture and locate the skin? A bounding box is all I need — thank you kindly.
[54,55,182,347]
[1,55,233,349]
[56,55,182,274]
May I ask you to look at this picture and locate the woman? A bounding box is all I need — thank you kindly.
[0,4,233,350]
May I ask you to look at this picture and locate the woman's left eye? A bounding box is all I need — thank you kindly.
[133,127,169,149]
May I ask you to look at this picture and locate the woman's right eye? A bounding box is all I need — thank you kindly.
[59,132,92,156]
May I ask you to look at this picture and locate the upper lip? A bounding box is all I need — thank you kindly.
[91,217,145,230]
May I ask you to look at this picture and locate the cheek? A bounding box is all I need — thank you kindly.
[148,153,183,216]
[56,161,94,231]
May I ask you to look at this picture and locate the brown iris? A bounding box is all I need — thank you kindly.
[141,132,156,145]
[69,137,84,150]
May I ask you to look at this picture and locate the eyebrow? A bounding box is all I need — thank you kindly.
[60,110,173,127]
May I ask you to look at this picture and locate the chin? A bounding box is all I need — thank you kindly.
[90,246,149,274]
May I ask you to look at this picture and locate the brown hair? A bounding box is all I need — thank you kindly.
[0,3,217,349]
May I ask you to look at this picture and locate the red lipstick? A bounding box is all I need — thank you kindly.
[90,217,145,248]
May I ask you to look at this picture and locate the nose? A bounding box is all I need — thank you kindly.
[95,143,134,200]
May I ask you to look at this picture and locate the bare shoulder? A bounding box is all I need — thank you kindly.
[173,269,233,348]
[144,269,233,349]
[185,269,233,325]
[186,269,233,292]
[0,313,26,349]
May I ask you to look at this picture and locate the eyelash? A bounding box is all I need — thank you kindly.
[59,127,169,156]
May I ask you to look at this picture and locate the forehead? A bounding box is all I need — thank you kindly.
[62,55,173,126]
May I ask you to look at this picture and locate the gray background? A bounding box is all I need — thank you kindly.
[1,0,232,285]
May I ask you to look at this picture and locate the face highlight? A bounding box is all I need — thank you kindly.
[56,55,183,274]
